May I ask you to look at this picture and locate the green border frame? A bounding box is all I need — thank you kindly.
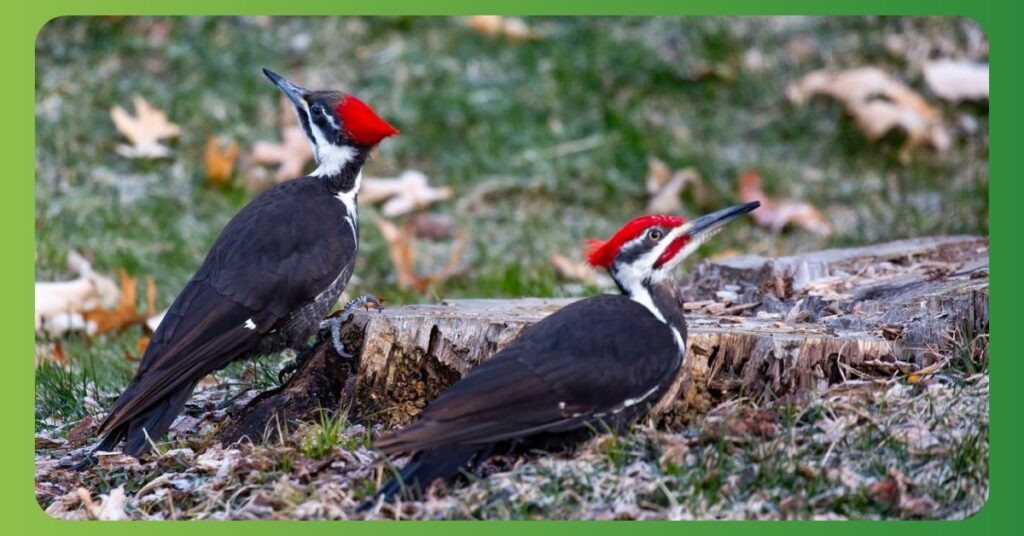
[4,0,1009,531]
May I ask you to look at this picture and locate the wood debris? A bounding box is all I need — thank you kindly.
[110,95,181,158]
[786,67,950,159]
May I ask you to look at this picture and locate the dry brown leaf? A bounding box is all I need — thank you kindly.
[110,95,181,158]
[466,16,534,40]
[645,158,715,213]
[411,212,455,241]
[374,219,465,292]
[549,253,600,284]
[82,269,155,335]
[66,415,100,447]
[787,67,950,159]
[78,486,129,520]
[738,170,832,236]
[204,136,240,187]
[35,250,121,336]
[35,341,68,369]
[645,157,673,195]
[252,98,314,180]
[923,60,989,102]
[361,170,453,217]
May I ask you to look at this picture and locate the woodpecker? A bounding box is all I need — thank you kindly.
[368,201,760,504]
[87,69,398,459]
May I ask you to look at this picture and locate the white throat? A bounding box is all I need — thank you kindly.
[312,143,357,178]
[299,100,357,178]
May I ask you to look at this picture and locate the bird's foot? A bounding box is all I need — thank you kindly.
[278,343,319,385]
[320,295,382,358]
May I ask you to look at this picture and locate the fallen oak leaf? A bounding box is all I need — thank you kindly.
[204,136,240,188]
[549,253,600,285]
[738,170,832,236]
[35,250,121,336]
[34,341,68,369]
[82,269,154,335]
[465,16,534,40]
[78,485,129,520]
[252,97,315,182]
[374,218,466,292]
[361,170,453,217]
[923,60,989,102]
[252,125,313,181]
[787,67,950,160]
[110,95,181,158]
[645,158,716,213]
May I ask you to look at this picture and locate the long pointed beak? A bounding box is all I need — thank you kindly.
[683,201,761,240]
[654,201,760,271]
[262,68,307,108]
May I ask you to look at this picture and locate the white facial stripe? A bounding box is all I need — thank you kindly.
[300,100,356,178]
[615,226,684,291]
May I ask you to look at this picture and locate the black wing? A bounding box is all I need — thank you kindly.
[99,178,355,435]
[376,294,682,454]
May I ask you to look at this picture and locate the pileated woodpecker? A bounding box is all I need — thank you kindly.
[88,69,398,459]
[368,202,759,504]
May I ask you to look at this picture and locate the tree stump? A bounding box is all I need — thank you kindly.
[218,235,988,440]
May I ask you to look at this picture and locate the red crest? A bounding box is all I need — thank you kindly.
[335,95,399,146]
[586,215,685,268]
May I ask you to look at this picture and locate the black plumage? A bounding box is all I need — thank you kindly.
[373,291,685,501]
[370,203,759,504]
[96,179,358,455]
[89,69,398,458]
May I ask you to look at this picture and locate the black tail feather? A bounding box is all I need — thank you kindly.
[360,445,480,511]
[76,380,199,469]
[121,381,196,456]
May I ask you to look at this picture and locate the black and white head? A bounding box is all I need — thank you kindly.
[587,202,761,296]
[263,68,398,177]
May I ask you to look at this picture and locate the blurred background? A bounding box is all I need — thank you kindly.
[35,16,988,427]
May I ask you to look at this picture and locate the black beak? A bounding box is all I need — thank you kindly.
[262,68,307,108]
[685,201,760,239]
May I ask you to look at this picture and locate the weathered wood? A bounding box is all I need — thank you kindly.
[218,235,988,436]
[215,342,353,444]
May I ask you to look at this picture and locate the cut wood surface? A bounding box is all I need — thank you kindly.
[219,235,988,439]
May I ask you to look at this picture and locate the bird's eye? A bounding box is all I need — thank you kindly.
[311,105,324,117]
[648,229,663,241]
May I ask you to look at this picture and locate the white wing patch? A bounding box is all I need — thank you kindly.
[244,318,256,330]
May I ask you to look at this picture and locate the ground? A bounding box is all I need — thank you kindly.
[34,16,988,519]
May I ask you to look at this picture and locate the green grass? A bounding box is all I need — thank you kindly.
[34,16,988,519]
[34,16,988,429]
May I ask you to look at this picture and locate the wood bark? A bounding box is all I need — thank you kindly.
[218,235,988,439]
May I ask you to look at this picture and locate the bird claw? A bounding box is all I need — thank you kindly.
[278,295,382,384]
[319,295,382,359]
[278,344,315,385]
